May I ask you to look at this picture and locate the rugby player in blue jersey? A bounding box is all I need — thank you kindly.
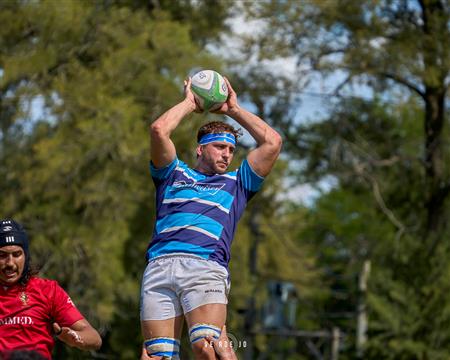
[141,76,282,359]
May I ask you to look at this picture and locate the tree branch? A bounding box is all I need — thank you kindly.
[332,73,353,97]
[380,72,425,99]
[350,154,406,242]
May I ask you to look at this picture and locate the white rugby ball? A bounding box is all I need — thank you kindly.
[191,70,228,112]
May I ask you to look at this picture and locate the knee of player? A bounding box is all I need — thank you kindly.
[189,323,221,356]
[144,337,180,360]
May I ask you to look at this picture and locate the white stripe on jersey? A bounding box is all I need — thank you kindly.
[160,225,219,240]
[219,173,237,180]
[162,198,230,214]
[175,167,197,182]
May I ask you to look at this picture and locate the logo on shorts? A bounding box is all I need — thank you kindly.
[205,289,223,294]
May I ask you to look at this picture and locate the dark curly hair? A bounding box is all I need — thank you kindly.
[197,121,242,143]
[19,257,40,286]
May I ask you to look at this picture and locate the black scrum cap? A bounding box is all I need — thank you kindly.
[0,219,30,256]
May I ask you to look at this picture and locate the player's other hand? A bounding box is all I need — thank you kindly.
[184,77,202,113]
[205,325,238,360]
[140,346,163,360]
[53,322,84,348]
[211,77,240,117]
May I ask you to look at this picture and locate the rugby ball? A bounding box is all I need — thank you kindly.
[191,70,228,112]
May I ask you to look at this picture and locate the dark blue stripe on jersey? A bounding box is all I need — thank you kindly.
[158,201,235,226]
[153,226,220,244]
[164,186,234,212]
[208,248,229,268]
[156,212,223,240]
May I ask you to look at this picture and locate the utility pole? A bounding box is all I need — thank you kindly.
[356,260,371,358]
[331,327,340,360]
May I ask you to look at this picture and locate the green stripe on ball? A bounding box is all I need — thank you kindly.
[191,70,228,111]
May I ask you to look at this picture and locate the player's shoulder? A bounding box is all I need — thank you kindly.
[176,158,190,170]
[221,168,238,181]
[28,277,60,292]
[164,157,191,176]
[223,159,248,179]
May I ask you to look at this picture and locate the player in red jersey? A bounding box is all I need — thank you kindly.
[0,219,102,359]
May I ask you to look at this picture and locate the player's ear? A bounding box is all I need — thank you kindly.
[196,145,203,158]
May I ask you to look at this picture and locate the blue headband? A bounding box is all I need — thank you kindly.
[198,132,236,146]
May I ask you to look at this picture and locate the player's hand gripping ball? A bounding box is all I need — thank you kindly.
[191,70,228,112]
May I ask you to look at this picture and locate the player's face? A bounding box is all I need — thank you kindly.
[197,142,235,174]
[0,245,26,286]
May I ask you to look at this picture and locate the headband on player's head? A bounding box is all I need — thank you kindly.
[198,132,236,147]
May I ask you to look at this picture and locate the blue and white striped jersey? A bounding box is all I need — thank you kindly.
[147,157,264,269]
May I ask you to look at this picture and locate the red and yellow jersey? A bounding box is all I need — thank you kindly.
[0,277,84,359]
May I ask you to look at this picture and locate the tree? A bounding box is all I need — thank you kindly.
[242,0,449,239]
[0,0,231,358]
[238,0,450,358]
[2,1,315,358]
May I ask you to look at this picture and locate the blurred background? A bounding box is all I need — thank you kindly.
[0,0,449,359]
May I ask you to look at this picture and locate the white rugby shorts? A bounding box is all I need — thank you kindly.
[140,254,231,321]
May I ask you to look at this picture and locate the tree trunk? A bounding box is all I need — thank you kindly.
[421,0,449,241]
[424,87,447,236]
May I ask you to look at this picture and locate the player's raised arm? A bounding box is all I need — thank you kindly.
[150,77,199,168]
[214,77,282,177]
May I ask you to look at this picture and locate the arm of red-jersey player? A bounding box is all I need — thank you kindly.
[53,319,102,350]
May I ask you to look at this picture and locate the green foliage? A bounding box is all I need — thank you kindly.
[1,1,315,358]
[285,97,450,358]
[238,1,449,357]
[0,0,232,358]
[3,0,448,358]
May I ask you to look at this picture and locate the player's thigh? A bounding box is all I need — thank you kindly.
[141,315,184,340]
[141,258,183,323]
[185,303,227,328]
[176,257,231,315]
[141,316,184,359]
[185,303,227,359]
